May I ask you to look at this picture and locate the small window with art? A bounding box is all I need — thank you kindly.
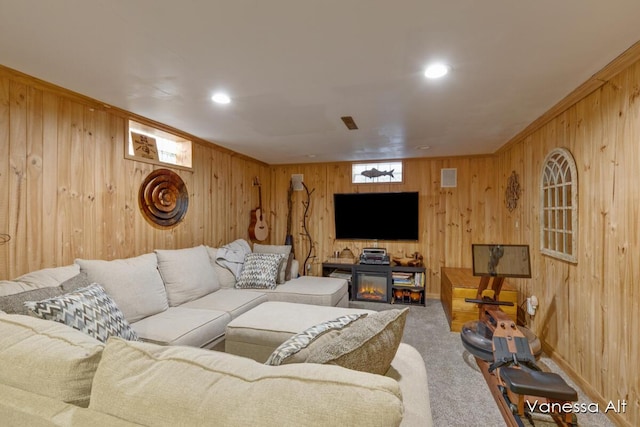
[126,120,192,170]
[352,161,403,184]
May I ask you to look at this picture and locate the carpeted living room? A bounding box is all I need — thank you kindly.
[1,2,640,426]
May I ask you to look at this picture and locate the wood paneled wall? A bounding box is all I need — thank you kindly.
[495,59,640,426]
[0,66,270,280]
[268,156,499,297]
[3,46,639,425]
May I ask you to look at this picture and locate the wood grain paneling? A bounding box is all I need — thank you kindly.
[0,65,269,278]
[269,157,499,296]
[496,59,640,427]
[3,44,640,426]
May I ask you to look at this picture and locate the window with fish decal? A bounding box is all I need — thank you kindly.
[352,161,403,184]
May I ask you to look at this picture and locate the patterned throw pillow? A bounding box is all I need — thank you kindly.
[235,253,286,290]
[24,283,139,343]
[253,244,292,284]
[303,308,409,375]
[265,313,367,366]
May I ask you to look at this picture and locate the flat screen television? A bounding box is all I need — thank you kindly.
[333,192,419,241]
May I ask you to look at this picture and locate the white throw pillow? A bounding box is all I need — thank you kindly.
[76,254,169,323]
[155,245,220,306]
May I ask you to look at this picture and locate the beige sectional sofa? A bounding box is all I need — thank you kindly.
[0,243,348,349]
[0,313,431,426]
[0,241,433,426]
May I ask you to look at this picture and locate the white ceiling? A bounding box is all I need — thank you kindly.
[2,1,640,165]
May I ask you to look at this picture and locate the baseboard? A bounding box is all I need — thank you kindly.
[541,342,630,427]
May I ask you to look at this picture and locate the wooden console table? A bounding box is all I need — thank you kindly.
[440,267,518,332]
[322,262,427,306]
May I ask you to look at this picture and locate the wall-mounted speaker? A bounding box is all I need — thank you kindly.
[291,174,304,191]
[441,168,457,188]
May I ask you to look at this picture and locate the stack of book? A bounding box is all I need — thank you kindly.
[392,272,414,287]
[392,271,425,288]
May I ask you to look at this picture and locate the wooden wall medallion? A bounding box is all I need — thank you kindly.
[139,169,188,228]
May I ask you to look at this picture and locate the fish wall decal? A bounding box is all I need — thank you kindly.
[361,168,394,179]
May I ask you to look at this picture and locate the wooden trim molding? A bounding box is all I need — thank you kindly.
[496,39,640,155]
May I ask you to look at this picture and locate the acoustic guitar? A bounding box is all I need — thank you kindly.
[248,177,269,242]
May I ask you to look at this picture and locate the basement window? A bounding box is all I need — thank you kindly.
[540,148,577,263]
[126,120,192,170]
[352,161,403,184]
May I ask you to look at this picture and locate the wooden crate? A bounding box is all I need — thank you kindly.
[440,267,518,332]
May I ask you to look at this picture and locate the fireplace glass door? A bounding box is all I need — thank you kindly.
[355,270,389,302]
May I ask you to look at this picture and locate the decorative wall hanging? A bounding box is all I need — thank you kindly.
[505,170,521,212]
[138,169,189,228]
[300,182,316,275]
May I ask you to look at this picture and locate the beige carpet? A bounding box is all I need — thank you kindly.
[349,299,614,427]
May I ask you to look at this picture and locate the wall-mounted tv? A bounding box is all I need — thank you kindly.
[333,192,419,241]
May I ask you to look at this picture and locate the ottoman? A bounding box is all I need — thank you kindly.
[224,301,374,362]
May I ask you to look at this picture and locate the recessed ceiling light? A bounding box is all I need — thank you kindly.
[424,63,450,79]
[211,93,231,104]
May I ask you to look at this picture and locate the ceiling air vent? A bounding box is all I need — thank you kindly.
[341,116,358,130]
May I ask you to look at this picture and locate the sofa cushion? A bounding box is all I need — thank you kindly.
[180,289,268,319]
[130,306,230,348]
[235,253,286,290]
[25,283,139,343]
[0,382,140,427]
[0,313,103,407]
[155,245,220,306]
[253,244,292,284]
[60,272,91,292]
[224,302,374,363]
[282,308,409,376]
[0,286,64,315]
[89,338,404,427]
[205,246,237,288]
[0,264,80,297]
[76,254,168,323]
[258,275,348,306]
[265,313,367,366]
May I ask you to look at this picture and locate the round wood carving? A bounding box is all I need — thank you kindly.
[139,169,188,228]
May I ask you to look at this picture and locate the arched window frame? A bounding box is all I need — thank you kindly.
[540,148,578,263]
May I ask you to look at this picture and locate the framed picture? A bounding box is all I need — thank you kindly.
[130,131,159,161]
[472,244,531,278]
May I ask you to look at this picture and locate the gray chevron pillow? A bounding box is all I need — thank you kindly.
[235,252,286,290]
[24,283,139,343]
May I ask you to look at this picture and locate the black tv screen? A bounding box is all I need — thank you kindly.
[333,192,419,241]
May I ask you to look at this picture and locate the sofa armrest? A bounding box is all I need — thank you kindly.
[387,343,433,427]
